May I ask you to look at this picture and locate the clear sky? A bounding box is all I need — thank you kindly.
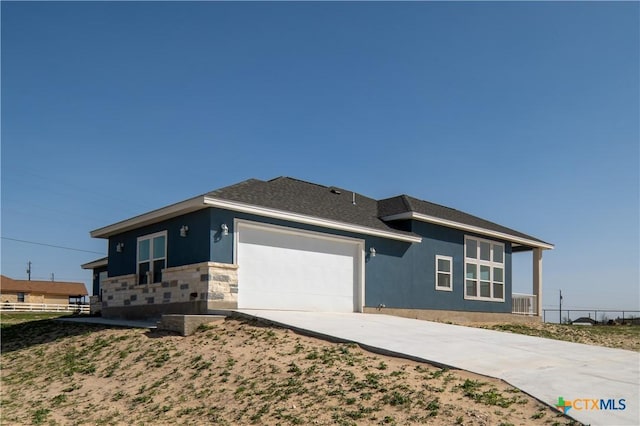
[2,2,638,317]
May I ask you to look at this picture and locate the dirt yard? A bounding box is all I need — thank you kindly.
[0,315,579,425]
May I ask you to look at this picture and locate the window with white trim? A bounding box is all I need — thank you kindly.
[137,231,167,285]
[17,292,25,303]
[435,255,453,291]
[464,236,505,301]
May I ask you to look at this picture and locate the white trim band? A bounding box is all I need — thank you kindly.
[382,212,553,249]
[205,197,422,243]
[89,195,422,243]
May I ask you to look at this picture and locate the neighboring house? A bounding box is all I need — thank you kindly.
[571,317,597,326]
[0,275,88,305]
[85,177,553,321]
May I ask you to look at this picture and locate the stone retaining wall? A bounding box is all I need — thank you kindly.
[100,262,238,319]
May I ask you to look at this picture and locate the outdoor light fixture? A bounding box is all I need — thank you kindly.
[369,247,376,258]
[116,242,124,253]
[179,225,189,237]
[221,223,229,236]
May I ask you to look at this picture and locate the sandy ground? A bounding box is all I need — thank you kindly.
[1,317,578,426]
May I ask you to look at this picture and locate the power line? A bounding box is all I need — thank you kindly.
[1,237,106,255]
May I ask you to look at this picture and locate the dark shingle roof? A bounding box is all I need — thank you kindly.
[206,177,550,247]
[92,176,551,248]
[378,195,550,246]
[206,177,418,239]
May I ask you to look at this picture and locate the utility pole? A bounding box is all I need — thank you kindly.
[559,289,563,324]
[26,261,32,281]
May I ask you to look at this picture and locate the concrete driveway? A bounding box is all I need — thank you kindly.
[238,310,639,426]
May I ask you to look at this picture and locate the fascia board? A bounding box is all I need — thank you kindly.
[205,197,422,243]
[382,212,554,250]
[90,196,206,238]
[80,258,108,270]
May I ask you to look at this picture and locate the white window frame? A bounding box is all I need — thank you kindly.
[435,255,453,292]
[136,231,167,285]
[464,236,505,302]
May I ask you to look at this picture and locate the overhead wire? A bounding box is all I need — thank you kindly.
[1,237,106,255]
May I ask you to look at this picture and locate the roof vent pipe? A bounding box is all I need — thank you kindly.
[352,192,356,205]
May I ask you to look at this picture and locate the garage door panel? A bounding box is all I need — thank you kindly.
[237,222,361,312]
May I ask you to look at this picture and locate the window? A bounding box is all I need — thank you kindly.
[137,231,167,284]
[435,255,453,291]
[17,292,25,303]
[464,236,505,301]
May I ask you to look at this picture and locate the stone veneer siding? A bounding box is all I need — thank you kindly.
[100,262,238,319]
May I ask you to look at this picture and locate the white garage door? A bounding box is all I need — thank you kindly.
[236,220,363,312]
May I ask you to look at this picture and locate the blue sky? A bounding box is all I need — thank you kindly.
[2,2,638,316]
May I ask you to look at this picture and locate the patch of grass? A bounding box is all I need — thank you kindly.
[531,407,546,419]
[484,323,640,351]
[62,383,81,393]
[287,362,302,376]
[382,390,412,407]
[249,404,269,422]
[31,408,50,425]
[61,347,96,376]
[0,312,69,325]
[132,395,152,405]
[51,394,67,406]
[149,351,170,368]
[381,415,396,425]
[103,361,121,377]
[425,398,440,416]
[457,379,519,408]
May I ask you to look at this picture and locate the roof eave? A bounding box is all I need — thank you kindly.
[90,196,207,238]
[382,212,553,250]
[81,257,108,270]
[204,197,422,243]
[89,195,422,243]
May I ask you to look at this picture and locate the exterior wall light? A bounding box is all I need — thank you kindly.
[116,242,124,253]
[179,225,189,237]
[221,223,229,236]
[369,247,376,257]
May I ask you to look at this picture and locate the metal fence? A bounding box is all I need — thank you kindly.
[542,309,640,324]
[0,303,90,314]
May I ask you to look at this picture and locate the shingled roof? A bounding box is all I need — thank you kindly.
[0,275,88,296]
[205,177,417,239]
[91,176,552,248]
[378,194,551,247]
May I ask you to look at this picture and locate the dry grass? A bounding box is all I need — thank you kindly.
[473,322,640,352]
[0,314,579,426]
